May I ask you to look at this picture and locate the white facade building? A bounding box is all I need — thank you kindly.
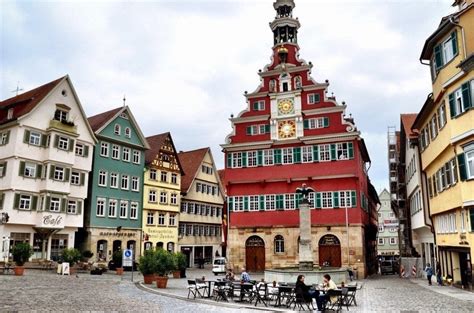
[0,76,96,261]
[377,189,400,256]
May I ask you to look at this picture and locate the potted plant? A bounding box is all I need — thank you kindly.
[175,252,187,278]
[154,249,175,288]
[82,250,94,262]
[139,250,156,284]
[61,248,82,274]
[112,250,124,275]
[11,242,33,276]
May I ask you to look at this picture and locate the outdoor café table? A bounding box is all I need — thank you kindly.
[202,280,219,298]
[274,285,293,307]
[235,282,254,302]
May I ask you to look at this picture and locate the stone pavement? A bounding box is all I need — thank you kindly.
[1,268,473,312]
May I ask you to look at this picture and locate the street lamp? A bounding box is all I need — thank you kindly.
[345,202,350,267]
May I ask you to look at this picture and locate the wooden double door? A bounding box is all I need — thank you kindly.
[319,234,342,267]
[245,236,265,272]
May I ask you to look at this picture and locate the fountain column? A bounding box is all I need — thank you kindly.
[298,187,314,271]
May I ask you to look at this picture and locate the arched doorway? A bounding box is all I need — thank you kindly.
[245,236,265,272]
[318,235,341,267]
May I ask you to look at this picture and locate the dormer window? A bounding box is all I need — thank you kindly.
[7,108,14,120]
[125,127,131,138]
[279,73,291,92]
[114,124,121,135]
[54,109,68,122]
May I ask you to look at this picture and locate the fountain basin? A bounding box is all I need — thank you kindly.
[264,267,349,285]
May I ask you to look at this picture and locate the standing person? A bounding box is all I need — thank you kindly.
[425,263,433,286]
[436,262,442,286]
[240,267,251,282]
[316,274,337,311]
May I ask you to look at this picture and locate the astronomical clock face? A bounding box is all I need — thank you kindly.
[278,120,296,139]
[278,98,294,115]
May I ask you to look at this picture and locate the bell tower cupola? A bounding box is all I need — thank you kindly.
[271,0,301,46]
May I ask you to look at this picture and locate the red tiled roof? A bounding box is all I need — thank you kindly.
[178,148,209,193]
[145,132,170,164]
[0,76,65,125]
[218,169,226,186]
[400,114,418,138]
[87,107,123,132]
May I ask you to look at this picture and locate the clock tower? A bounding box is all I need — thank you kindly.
[221,0,379,278]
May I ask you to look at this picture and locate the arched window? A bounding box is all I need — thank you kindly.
[114,124,121,135]
[274,235,285,253]
[156,242,164,249]
[125,127,131,138]
[294,75,302,89]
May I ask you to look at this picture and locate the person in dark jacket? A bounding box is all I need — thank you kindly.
[295,275,318,302]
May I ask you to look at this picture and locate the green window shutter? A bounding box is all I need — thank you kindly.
[470,208,474,232]
[451,31,458,56]
[14,193,20,209]
[49,165,55,179]
[461,82,472,111]
[69,139,75,152]
[253,102,258,110]
[274,149,282,164]
[348,142,354,159]
[60,199,66,212]
[46,196,51,210]
[228,197,234,212]
[242,152,247,167]
[457,153,467,181]
[4,131,10,144]
[65,168,70,181]
[227,153,232,168]
[333,192,339,208]
[449,93,456,118]
[293,147,301,163]
[1,161,6,177]
[31,196,38,211]
[84,145,89,157]
[296,193,303,208]
[315,193,321,208]
[323,117,329,127]
[18,161,25,176]
[303,120,309,129]
[434,44,443,69]
[330,144,337,160]
[257,150,263,166]
[259,195,265,211]
[41,134,48,147]
[77,201,82,215]
[36,164,43,179]
[243,196,249,211]
[23,130,30,143]
[54,135,59,148]
[313,145,319,162]
[276,195,284,210]
[246,126,252,135]
[351,191,357,208]
[264,124,270,133]
[80,173,85,185]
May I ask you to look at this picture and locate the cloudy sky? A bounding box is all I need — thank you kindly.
[1,0,455,192]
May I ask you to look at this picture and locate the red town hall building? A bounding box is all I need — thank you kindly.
[221,0,379,278]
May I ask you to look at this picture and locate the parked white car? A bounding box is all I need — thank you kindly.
[212,257,227,275]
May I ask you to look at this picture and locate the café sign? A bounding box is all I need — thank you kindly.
[383,219,399,227]
[38,214,65,229]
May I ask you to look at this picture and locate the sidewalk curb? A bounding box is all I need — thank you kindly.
[408,278,474,303]
[135,282,293,312]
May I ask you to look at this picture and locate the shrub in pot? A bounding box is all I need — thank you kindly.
[154,249,175,288]
[82,250,94,262]
[11,242,33,276]
[139,250,156,284]
[61,248,81,274]
[175,252,187,278]
[112,250,124,275]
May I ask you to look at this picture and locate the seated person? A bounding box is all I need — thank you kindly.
[295,275,318,302]
[225,269,235,281]
[316,274,338,311]
[240,267,251,282]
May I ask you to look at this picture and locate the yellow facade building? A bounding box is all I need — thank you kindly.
[142,133,183,254]
[414,0,474,287]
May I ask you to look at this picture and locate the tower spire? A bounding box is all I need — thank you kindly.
[271,0,300,46]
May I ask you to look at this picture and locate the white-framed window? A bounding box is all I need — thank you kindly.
[265,195,276,210]
[274,235,285,253]
[24,163,36,178]
[67,200,77,214]
[264,149,274,166]
[130,202,138,219]
[58,136,69,150]
[54,109,68,122]
[108,199,117,217]
[50,197,61,212]
[430,114,438,140]
[389,237,397,245]
[232,152,243,168]
[75,143,84,156]
[309,118,324,129]
[282,148,293,164]
[196,183,202,193]
[378,238,384,245]
[339,191,352,208]
[111,145,120,159]
[158,213,165,225]
[100,142,109,157]
[321,192,333,208]
[133,150,140,164]
[378,225,384,232]
[249,195,259,211]
[149,190,156,203]
[125,127,131,138]
[29,132,41,146]
[233,196,244,212]
[284,194,295,210]
[19,194,32,210]
[71,171,80,185]
[96,198,105,216]
[114,124,121,135]
[98,170,107,186]
[0,132,8,145]
[389,227,397,233]
[170,193,177,205]
[147,212,154,225]
[308,93,320,104]
[122,147,130,162]
[188,203,195,214]
[54,166,64,181]
[171,173,178,184]
[169,214,176,226]
[253,100,265,111]
[160,191,167,204]
[130,176,139,192]
[301,146,313,163]
[161,171,167,182]
[110,173,118,188]
[319,144,331,162]
[149,169,157,180]
[465,145,474,179]
[336,143,349,160]
[442,35,455,64]
[120,201,128,218]
[438,103,447,129]
[121,175,129,190]
[247,151,258,167]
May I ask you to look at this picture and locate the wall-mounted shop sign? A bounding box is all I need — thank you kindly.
[38,214,64,229]
[99,232,137,237]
